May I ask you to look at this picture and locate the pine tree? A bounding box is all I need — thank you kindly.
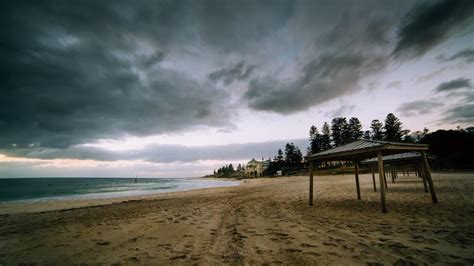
[348,117,363,141]
[383,113,404,141]
[284,143,295,164]
[277,149,284,161]
[331,117,349,146]
[309,125,322,154]
[370,119,383,140]
[363,130,371,140]
[321,122,332,150]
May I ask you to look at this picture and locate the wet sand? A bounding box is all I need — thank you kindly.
[0,172,473,264]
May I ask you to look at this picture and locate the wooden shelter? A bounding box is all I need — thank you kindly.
[360,152,436,193]
[306,139,438,213]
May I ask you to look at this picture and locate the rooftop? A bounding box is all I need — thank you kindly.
[306,139,429,161]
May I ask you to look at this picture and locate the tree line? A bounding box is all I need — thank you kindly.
[308,113,412,154]
[214,163,244,177]
[265,142,304,176]
[308,112,474,169]
[212,112,473,177]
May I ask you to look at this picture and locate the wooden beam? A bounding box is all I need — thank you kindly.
[309,160,314,206]
[419,162,428,193]
[354,161,361,200]
[377,152,387,213]
[421,151,438,203]
[371,166,377,192]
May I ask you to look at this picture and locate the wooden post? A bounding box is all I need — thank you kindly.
[383,166,388,189]
[421,151,438,203]
[354,161,361,200]
[419,162,428,193]
[391,166,395,183]
[309,160,314,206]
[371,166,377,192]
[377,152,387,213]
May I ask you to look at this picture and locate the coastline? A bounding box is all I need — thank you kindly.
[1,173,473,264]
[0,178,241,215]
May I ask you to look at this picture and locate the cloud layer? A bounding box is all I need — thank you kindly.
[1,0,473,160]
[435,78,472,92]
[1,139,308,164]
[392,0,474,59]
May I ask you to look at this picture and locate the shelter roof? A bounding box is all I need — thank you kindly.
[360,152,436,165]
[306,139,429,161]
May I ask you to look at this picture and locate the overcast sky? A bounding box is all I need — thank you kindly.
[1,0,473,177]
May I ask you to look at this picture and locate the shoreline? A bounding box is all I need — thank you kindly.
[0,179,241,215]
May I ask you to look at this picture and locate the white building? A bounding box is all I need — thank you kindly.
[245,158,270,177]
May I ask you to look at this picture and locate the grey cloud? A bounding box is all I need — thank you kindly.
[386,81,402,89]
[415,67,447,83]
[437,48,474,63]
[392,0,474,59]
[325,105,356,118]
[1,139,309,163]
[443,103,474,124]
[397,100,442,117]
[435,78,472,92]
[244,53,388,114]
[242,9,395,114]
[1,0,243,149]
[208,61,256,85]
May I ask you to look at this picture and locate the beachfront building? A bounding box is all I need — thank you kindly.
[245,158,270,177]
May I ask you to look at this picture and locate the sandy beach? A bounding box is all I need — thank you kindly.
[0,172,473,264]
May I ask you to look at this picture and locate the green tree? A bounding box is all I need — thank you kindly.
[277,148,284,161]
[411,127,430,142]
[383,113,404,141]
[348,117,363,141]
[321,122,332,150]
[284,142,303,166]
[363,130,371,140]
[331,117,349,146]
[284,143,296,164]
[370,119,384,140]
[309,125,322,154]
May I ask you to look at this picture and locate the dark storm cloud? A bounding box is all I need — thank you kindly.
[1,139,308,163]
[1,0,295,148]
[397,100,442,117]
[242,8,396,114]
[244,52,389,114]
[435,78,472,92]
[208,61,256,85]
[392,0,474,59]
[437,48,474,63]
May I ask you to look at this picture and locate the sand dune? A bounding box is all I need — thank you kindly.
[0,172,473,264]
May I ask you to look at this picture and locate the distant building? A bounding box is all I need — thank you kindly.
[245,158,270,177]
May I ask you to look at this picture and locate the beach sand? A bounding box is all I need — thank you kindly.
[0,172,473,264]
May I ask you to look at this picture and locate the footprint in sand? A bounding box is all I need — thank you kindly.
[323,242,337,247]
[96,240,110,246]
[285,248,302,253]
[303,251,321,257]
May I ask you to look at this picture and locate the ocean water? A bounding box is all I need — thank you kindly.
[0,178,239,203]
